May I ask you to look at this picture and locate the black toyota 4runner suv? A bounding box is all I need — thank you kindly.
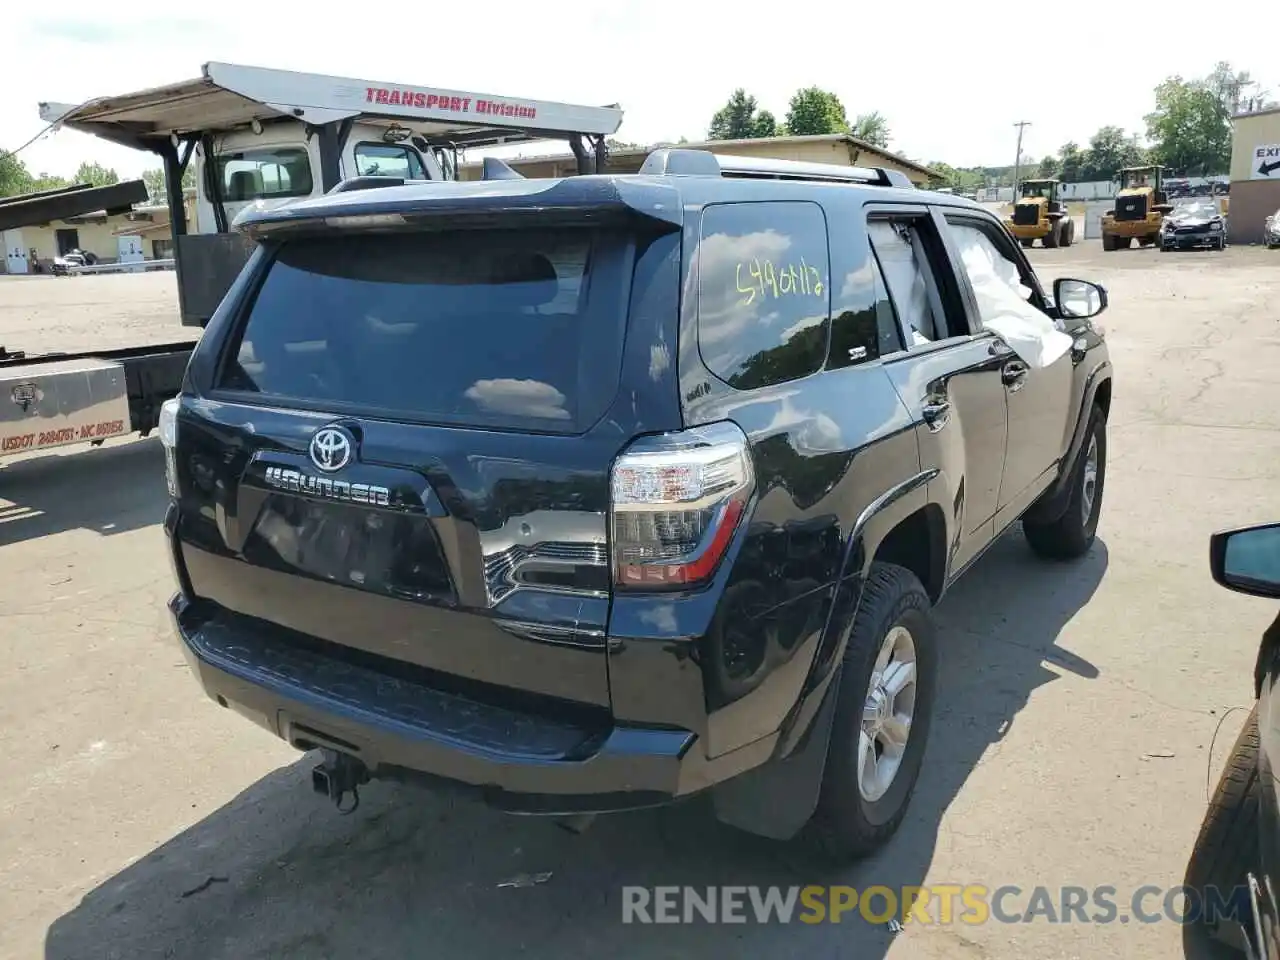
[160,149,1113,860]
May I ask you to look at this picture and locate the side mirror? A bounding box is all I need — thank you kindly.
[1210,523,1280,599]
[1054,278,1108,320]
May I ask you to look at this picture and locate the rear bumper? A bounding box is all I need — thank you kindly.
[169,594,755,814]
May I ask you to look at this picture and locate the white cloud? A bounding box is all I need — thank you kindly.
[464,378,570,420]
[3,3,1276,181]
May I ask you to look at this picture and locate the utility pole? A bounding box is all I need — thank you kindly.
[1012,120,1031,202]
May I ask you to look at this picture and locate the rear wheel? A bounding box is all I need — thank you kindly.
[1184,705,1261,954]
[1061,221,1074,247]
[1118,236,1133,249]
[1024,404,1106,560]
[804,563,937,862]
[1101,232,1116,251]
[1019,238,1034,248]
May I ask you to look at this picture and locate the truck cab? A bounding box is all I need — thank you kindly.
[192,122,445,233]
[41,62,624,327]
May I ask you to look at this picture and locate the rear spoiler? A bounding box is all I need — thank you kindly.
[235,177,682,240]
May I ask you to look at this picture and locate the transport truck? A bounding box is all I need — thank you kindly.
[1,62,622,462]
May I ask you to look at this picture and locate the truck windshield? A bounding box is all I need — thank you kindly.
[353,143,429,180]
[1021,183,1053,199]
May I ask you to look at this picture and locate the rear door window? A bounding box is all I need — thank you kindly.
[218,229,630,433]
[695,201,831,390]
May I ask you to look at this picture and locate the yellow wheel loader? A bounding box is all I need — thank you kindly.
[1004,179,1075,248]
[1101,165,1174,251]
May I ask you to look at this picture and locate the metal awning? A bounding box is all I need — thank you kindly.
[40,62,625,154]
[0,180,149,232]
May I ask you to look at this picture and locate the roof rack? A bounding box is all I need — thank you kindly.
[638,148,915,188]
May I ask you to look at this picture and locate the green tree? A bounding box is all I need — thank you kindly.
[0,150,33,197]
[851,111,891,147]
[1037,155,1060,178]
[708,89,777,140]
[785,87,849,136]
[73,161,119,187]
[1058,142,1084,182]
[1145,76,1232,176]
[926,161,982,192]
[30,172,70,192]
[753,110,778,138]
[1078,126,1145,181]
[140,165,196,203]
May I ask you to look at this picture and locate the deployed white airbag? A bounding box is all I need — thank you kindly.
[955,227,1073,369]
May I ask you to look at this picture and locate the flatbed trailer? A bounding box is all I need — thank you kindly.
[3,62,622,463]
[0,341,193,456]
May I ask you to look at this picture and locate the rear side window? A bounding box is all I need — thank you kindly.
[218,229,629,433]
[696,201,831,390]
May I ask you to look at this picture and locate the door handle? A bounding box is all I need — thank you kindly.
[921,399,951,432]
[1001,361,1029,389]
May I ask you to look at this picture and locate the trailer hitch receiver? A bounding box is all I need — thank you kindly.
[311,750,369,814]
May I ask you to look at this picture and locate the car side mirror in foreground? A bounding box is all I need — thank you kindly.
[1210,523,1280,599]
[1054,278,1108,319]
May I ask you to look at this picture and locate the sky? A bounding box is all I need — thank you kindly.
[2,5,1276,181]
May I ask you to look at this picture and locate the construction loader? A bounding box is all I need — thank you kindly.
[1101,165,1173,251]
[1004,179,1075,248]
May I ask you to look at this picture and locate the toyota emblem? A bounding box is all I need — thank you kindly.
[309,426,354,473]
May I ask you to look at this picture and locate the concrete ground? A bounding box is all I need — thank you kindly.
[2,242,1279,959]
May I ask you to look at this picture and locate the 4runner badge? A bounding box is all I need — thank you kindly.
[310,426,354,472]
[263,466,392,507]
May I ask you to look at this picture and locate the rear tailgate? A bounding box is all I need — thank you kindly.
[172,220,682,712]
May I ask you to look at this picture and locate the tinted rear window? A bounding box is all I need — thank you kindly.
[219,229,629,433]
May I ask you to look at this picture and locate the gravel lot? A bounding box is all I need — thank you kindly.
[3,242,1279,959]
[0,272,185,355]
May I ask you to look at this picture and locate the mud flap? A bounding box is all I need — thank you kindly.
[710,665,842,841]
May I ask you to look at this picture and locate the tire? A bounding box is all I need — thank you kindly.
[1061,221,1074,247]
[1024,404,1106,560]
[1019,238,1034,248]
[1119,237,1133,249]
[803,563,937,862]
[1185,705,1261,953]
[1101,232,1116,251]
[1043,222,1060,249]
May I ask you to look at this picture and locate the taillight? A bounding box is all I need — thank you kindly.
[158,396,180,498]
[610,421,754,590]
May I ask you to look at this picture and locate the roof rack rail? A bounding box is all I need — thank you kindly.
[328,176,407,194]
[638,148,915,188]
